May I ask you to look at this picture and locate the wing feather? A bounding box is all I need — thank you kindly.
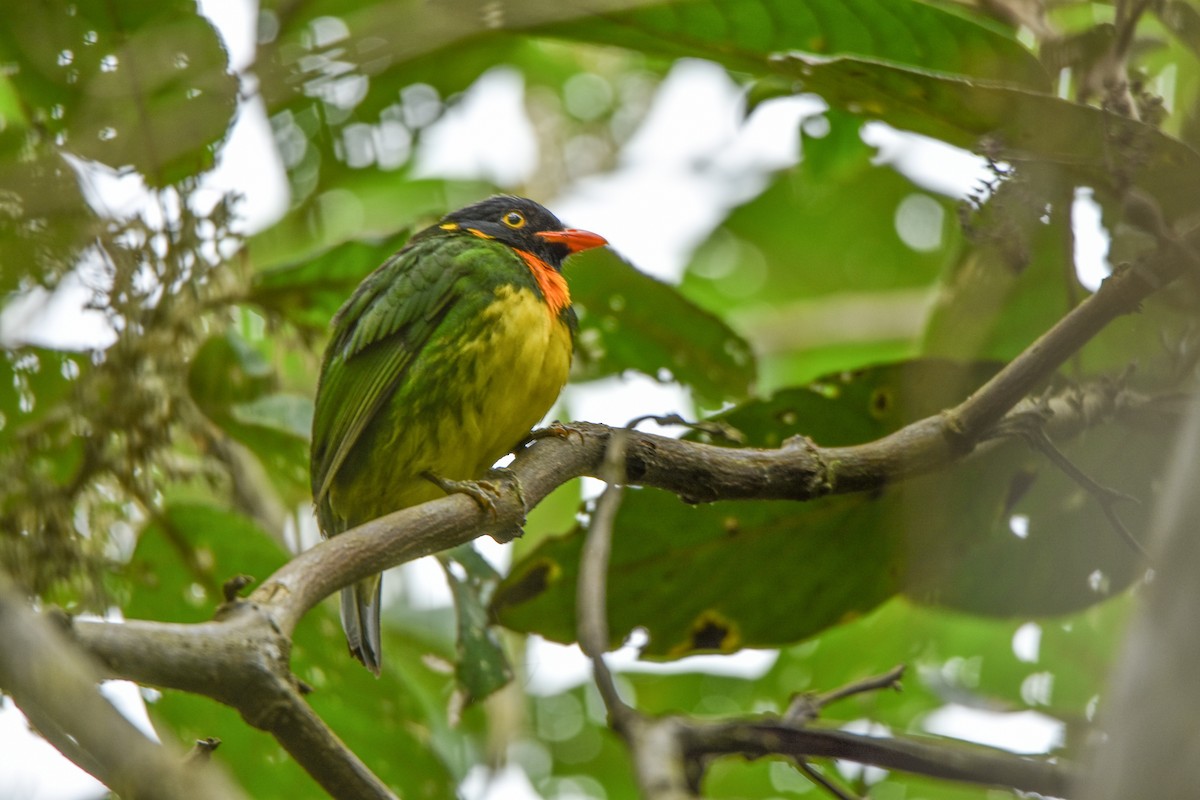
[309,236,476,526]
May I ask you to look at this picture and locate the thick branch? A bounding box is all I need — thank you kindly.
[0,573,249,800]
[74,604,397,800]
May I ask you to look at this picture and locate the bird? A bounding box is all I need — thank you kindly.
[309,195,607,674]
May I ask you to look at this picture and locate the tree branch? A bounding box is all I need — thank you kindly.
[71,605,398,800]
[0,572,249,800]
[685,719,1072,796]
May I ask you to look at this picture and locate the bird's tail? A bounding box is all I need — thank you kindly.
[340,575,383,675]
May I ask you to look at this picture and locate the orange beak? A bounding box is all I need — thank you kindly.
[536,228,608,254]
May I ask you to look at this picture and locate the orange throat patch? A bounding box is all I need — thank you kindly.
[516,249,571,318]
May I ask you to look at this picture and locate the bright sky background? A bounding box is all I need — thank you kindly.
[0,0,1108,795]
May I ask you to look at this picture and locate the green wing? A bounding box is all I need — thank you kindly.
[310,234,480,527]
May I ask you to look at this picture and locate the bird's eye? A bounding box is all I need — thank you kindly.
[502,211,526,229]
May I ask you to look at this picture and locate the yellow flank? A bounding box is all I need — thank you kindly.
[327,283,572,524]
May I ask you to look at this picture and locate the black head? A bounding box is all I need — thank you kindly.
[436,195,606,269]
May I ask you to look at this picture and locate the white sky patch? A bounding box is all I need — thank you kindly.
[563,374,692,430]
[414,67,538,188]
[196,0,258,71]
[0,266,116,349]
[554,59,822,282]
[0,698,108,800]
[460,763,544,800]
[522,635,778,697]
[923,704,1065,754]
[1012,622,1042,663]
[1009,513,1030,539]
[192,94,291,234]
[862,121,994,200]
[1072,186,1112,291]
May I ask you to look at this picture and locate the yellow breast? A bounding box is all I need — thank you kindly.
[442,283,573,472]
[330,283,573,521]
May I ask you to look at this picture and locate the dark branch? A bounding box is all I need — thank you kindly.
[686,720,1072,797]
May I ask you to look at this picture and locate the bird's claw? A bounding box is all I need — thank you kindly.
[422,471,502,516]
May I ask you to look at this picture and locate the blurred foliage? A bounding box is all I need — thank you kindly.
[2,0,1199,798]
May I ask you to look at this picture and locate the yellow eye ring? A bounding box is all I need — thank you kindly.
[502,211,526,229]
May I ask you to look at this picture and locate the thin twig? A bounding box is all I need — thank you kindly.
[797,761,864,800]
[578,426,634,726]
[786,665,906,725]
[990,410,1146,556]
[1024,425,1146,556]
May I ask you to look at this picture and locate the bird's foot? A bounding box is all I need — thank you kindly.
[422,470,502,516]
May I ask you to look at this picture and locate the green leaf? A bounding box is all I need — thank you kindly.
[231,394,313,441]
[0,0,238,184]
[682,111,959,387]
[771,54,1200,222]
[126,502,458,799]
[439,545,513,704]
[188,332,274,413]
[249,232,412,333]
[188,333,311,503]
[246,178,495,275]
[0,150,103,296]
[542,0,1048,88]
[570,247,757,406]
[922,169,1079,362]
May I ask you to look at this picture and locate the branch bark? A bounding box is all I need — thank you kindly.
[0,572,249,800]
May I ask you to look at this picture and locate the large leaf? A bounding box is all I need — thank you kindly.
[125,502,459,799]
[188,332,312,504]
[543,0,1047,88]
[0,0,238,184]
[494,360,1166,656]
[570,248,757,406]
[249,232,413,333]
[259,0,1045,112]
[681,111,960,388]
[771,54,1200,222]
